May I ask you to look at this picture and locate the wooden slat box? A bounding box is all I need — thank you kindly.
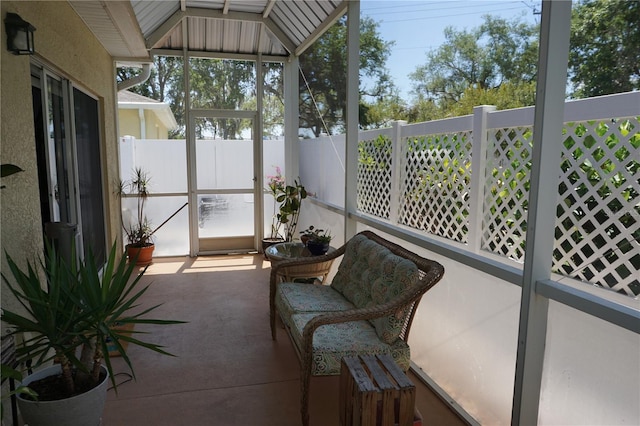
[340,354,422,426]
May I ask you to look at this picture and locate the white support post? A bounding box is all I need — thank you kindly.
[183,22,197,257]
[389,120,406,225]
[256,53,265,244]
[284,56,300,183]
[512,1,572,425]
[344,0,360,241]
[468,105,496,253]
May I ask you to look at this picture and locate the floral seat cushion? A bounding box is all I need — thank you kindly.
[275,283,355,329]
[330,235,419,344]
[290,313,411,376]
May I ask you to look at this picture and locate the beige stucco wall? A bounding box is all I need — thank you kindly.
[1,2,121,314]
[118,108,170,139]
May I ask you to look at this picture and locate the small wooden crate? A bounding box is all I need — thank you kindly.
[340,354,421,426]
[105,322,134,357]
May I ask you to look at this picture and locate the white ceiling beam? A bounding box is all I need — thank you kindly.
[180,0,186,12]
[102,0,148,57]
[152,48,287,62]
[223,0,230,14]
[184,7,263,22]
[263,0,276,18]
[295,1,348,56]
[263,19,296,55]
[145,9,186,49]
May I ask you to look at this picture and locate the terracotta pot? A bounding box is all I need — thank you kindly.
[126,244,155,266]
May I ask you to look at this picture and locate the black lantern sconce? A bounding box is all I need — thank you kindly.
[4,13,36,55]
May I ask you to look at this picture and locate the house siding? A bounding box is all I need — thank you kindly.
[1,1,120,317]
[118,108,170,139]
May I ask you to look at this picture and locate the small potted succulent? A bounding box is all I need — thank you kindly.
[300,226,332,255]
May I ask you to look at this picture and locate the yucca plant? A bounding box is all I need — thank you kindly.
[1,241,184,400]
[117,167,153,248]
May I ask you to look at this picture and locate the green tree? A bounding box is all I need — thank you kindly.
[299,16,395,136]
[409,15,538,111]
[569,0,640,98]
[447,81,537,117]
[117,57,185,138]
[118,57,258,139]
[362,92,410,129]
[189,58,256,139]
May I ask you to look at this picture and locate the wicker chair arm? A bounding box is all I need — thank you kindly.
[269,245,346,283]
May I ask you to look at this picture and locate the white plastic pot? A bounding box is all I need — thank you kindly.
[17,364,108,426]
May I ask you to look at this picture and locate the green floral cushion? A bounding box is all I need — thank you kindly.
[330,235,419,344]
[290,313,411,376]
[369,257,418,344]
[275,283,355,329]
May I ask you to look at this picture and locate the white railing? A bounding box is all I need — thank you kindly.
[300,92,640,298]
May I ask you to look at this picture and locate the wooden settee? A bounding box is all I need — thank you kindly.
[269,231,445,425]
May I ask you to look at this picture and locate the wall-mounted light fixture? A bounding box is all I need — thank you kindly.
[4,13,36,55]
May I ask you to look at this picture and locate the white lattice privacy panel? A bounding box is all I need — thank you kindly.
[556,118,639,297]
[482,120,640,297]
[482,127,533,259]
[399,132,472,243]
[357,135,392,219]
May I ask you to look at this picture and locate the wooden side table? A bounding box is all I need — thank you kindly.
[265,242,336,284]
[340,354,422,426]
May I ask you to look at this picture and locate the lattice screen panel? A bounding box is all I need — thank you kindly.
[482,120,639,297]
[357,135,392,219]
[482,127,533,260]
[555,118,639,297]
[399,133,472,242]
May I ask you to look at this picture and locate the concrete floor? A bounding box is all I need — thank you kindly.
[102,254,466,426]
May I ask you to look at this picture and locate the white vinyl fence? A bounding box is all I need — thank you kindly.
[300,92,640,298]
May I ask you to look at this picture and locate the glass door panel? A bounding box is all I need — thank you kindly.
[194,116,256,252]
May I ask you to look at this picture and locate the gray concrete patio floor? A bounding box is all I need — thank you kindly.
[102,254,466,426]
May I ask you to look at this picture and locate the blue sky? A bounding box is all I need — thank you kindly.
[360,0,541,99]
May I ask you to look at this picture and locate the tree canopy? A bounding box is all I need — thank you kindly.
[298,15,395,136]
[409,15,539,117]
[117,1,639,136]
[569,0,640,97]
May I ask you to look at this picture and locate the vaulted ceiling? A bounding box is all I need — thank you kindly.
[69,0,348,61]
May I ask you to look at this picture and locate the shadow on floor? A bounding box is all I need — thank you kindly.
[103,255,466,426]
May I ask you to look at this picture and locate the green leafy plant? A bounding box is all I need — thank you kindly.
[1,163,23,189]
[276,179,307,242]
[265,166,286,239]
[300,226,332,244]
[1,241,185,400]
[0,364,38,417]
[266,167,307,242]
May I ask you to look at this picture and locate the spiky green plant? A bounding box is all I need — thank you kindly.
[1,241,185,399]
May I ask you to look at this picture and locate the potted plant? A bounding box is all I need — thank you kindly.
[300,226,332,255]
[1,241,184,426]
[263,167,287,255]
[117,167,154,265]
[263,167,308,255]
[117,167,186,265]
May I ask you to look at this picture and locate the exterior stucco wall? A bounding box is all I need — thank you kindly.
[1,2,120,315]
[118,108,170,139]
[119,109,143,138]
